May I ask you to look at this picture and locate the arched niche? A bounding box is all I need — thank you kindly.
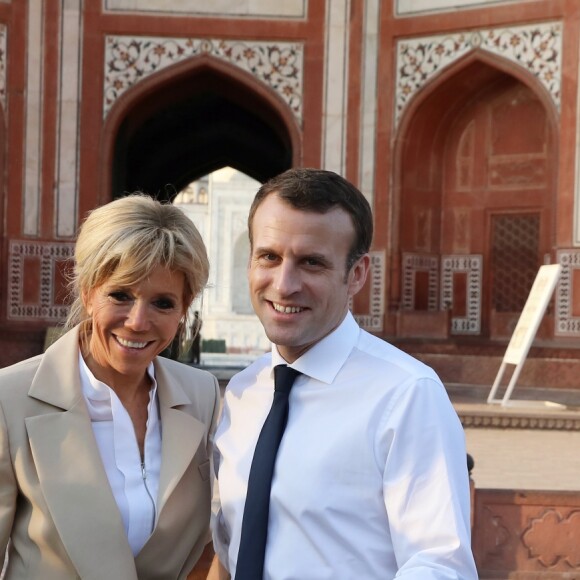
[392,51,558,338]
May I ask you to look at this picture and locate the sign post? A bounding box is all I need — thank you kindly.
[487,264,562,406]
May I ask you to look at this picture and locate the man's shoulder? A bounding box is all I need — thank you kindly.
[354,329,440,382]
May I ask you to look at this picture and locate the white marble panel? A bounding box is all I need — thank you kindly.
[359,0,380,205]
[396,0,530,16]
[322,0,350,175]
[23,0,44,236]
[55,0,83,237]
[103,0,306,18]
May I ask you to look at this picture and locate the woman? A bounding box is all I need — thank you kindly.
[0,195,219,579]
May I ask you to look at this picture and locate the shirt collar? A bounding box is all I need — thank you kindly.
[79,350,157,404]
[271,311,359,385]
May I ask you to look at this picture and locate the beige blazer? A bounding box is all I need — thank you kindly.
[0,325,220,580]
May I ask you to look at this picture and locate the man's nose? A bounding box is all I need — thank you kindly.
[273,262,301,295]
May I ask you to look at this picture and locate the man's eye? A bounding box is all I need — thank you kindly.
[305,258,322,267]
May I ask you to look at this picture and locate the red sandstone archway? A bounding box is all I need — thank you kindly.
[99,55,302,203]
[393,51,558,339]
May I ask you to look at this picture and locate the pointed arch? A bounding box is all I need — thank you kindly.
[99,54,302,202]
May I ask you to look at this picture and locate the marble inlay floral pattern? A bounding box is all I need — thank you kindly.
[395,21,562,126]
[104,36,304,121]
[8,241,74,321]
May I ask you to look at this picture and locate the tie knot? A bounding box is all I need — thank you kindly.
[274,365,301,394]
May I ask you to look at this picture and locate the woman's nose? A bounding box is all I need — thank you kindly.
[125,300,150,330]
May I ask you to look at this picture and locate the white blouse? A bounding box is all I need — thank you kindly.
[79,353,162,556]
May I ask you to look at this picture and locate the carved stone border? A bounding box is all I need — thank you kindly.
[555,249,580,337]
[353,250,385,332]
[395,21,562,126]
[8,240,74,321]
[104,36,304,122]
[459,409,580,431]
[441,254,482,335]
[401,252,438,311]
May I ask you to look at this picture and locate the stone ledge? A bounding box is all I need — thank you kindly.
[456,402,580,430]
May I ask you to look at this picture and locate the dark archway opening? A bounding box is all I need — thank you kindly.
[112,66,294,201]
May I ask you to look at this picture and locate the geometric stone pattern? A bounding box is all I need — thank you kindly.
[555,249,580,337]
[353,251,385,332]
[395,20,562,126]
[401,252,438,311]
[472,490,580,577]
[8,240,74,321]
[491,214,539,313]
[441,254,482,334]
[104,35,304,122]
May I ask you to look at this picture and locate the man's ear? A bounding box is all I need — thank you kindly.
[348,254,370,297]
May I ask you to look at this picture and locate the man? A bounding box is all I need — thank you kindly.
[211,168,478,579]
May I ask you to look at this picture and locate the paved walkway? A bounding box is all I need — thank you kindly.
[465,426,580,491]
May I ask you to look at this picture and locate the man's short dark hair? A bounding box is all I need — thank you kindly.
[248,168,373,272]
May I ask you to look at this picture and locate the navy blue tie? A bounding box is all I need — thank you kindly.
[234,364,301,580]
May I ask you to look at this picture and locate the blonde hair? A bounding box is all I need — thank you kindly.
[65,194,209,346]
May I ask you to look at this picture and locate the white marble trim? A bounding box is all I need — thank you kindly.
[55,0,83,238]
[321,0,350,175]
[358,0,380,205]
[23,0,44,236]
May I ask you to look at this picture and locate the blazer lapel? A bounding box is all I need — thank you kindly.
[26,326,137,580]
[154,361,206,517]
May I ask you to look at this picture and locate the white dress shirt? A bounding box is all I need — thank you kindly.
[79,353,162,556]
[213,312,478,579]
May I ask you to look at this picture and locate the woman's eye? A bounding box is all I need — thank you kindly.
[155,298,176,310]
[108,291,131,302]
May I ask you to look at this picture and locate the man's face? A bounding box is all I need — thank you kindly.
[248,193,369,363]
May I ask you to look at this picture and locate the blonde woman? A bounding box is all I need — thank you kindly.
[0,195,219,579]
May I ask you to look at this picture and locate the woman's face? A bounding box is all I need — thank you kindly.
[83,265,186,389]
